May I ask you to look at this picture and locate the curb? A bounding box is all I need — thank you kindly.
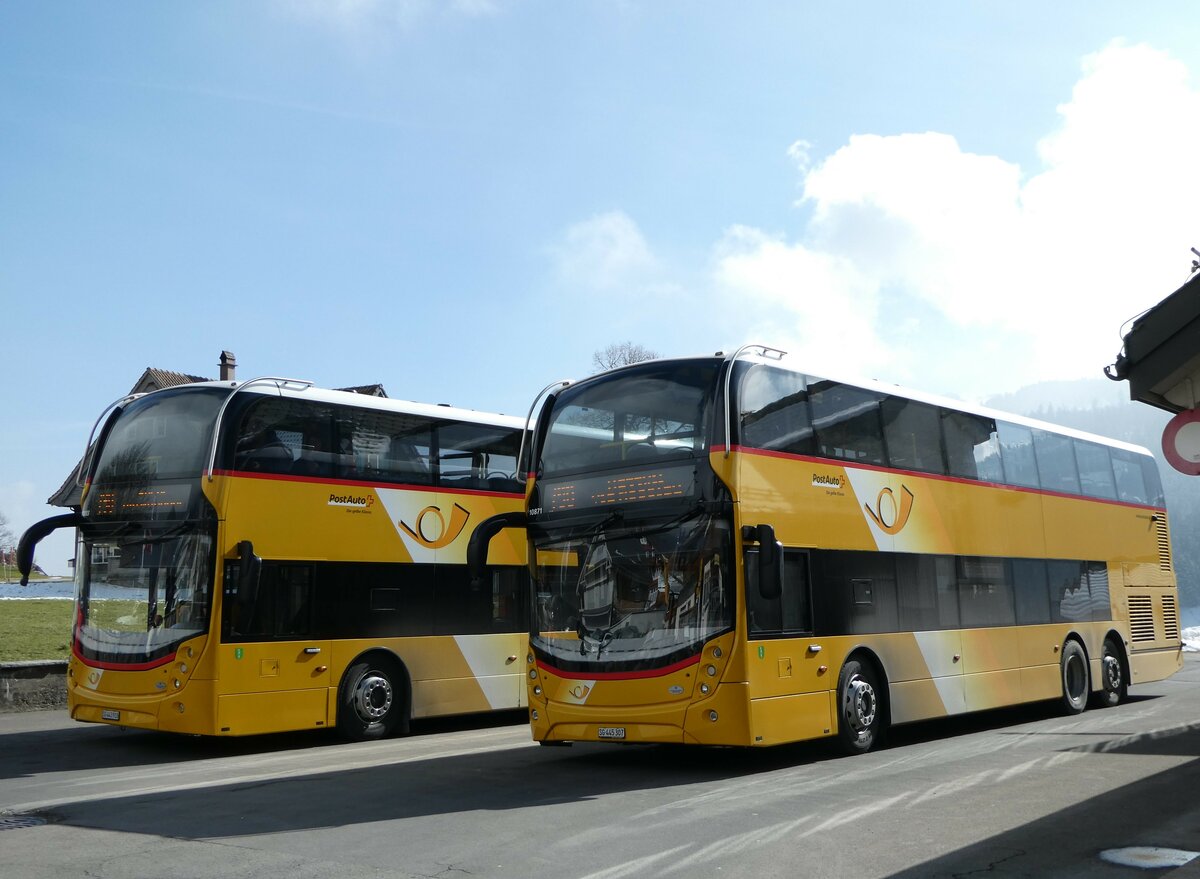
[0,661,68,712]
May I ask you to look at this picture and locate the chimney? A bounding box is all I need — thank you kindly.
[219,350,237,382]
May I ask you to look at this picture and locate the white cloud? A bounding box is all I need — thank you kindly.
[545,43,1200,401]
[712,42,1200,400]
[552,210,665,295]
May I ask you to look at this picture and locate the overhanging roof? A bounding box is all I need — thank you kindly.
[1113,270,1200,414]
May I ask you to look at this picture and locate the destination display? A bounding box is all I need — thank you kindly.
[536,463,696,515]
[90,483,194,520]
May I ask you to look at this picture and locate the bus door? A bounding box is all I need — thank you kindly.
[745,550,832,744]
[218,559,332,735]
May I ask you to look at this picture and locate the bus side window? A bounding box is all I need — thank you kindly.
[808,381,885,465]
[746,549,812,636]
[1032,429,1080,495]
[1074,440,1117,500]
[897,554,958,631]
[1049,560,1091,623]
[738,365,815,456]
[1013,559,1051,625]
[881,397,946,475]
[225,562,315,640]
[942,411,1002,483]
[996,422,1039,489]
[1111,449,1148,504]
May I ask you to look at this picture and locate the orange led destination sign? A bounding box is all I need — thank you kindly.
[543,464,695,514]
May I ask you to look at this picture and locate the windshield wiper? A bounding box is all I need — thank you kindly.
[578,627,615,656]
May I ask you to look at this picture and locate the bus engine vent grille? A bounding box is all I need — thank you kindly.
[1162,594,1180,642]
[1155,516,1172,572]
[1128,596,1156,642]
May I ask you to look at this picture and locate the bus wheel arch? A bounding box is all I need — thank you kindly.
[1090,632,1129,709]
[1059,636,1090,715]
[336,649,412,741]
[835,649,889,756]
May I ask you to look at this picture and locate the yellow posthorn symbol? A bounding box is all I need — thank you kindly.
[864,485,915,535]
[399,503,471,549]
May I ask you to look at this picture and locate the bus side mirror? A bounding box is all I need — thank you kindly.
[467,511,527,586]
[235,540,262,625]
[755,524,783,601]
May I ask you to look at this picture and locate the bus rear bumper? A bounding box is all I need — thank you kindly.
[1130,644,1185,684]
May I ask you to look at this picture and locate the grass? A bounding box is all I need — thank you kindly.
[0,600,149,662]
[0,599,74,662]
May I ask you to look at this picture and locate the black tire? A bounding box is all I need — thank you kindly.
[1060,639,1089,715]
[337,657,407,741]
[1090,637,1128,708]
[836,657,884,755]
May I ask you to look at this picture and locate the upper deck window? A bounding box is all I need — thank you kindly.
[541,362,718,477]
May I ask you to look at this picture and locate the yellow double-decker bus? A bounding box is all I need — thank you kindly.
[19,378,529,739]
[473,347,1182,754]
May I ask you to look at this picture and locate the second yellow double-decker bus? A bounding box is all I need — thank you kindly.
[473,346,1182,754]
[20,378,529,739]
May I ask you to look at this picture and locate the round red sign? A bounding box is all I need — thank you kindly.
[1162,408,1200,475]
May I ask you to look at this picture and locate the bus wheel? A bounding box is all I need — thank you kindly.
[1091,637,1127,708]
[1060,640,1089,715]
[338,658,406,741]
[837,657,883,755]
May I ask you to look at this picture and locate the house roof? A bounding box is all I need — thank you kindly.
[132,368,210,394]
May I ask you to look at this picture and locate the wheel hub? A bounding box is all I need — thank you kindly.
[1103,655,1122,691]
[352,673,393,723]
[844,677,877,734]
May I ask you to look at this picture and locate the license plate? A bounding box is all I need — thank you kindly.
[101,709,120,721]
[597,726,626,740]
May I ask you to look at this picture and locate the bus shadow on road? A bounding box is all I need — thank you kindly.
[0,708,533,781]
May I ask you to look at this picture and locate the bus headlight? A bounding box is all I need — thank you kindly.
[700,683,710,695]
[706,665,717,677]
[528,669,538,680]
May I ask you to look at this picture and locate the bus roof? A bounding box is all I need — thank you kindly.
[160,380,527,431]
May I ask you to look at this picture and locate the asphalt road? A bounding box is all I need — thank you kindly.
[6,658,1200,878]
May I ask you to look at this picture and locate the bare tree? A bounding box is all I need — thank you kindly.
[592,342,659,372]
[0,510,14,579]
[0,510,13,549]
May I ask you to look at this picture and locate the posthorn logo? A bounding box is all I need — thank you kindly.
[863,485,915,535]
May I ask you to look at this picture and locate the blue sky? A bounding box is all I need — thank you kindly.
[3,2,1200,574]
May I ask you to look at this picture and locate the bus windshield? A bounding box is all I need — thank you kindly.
[539,360,720,478]
[85,387,227,521]
[532,513,732,670]
[76,386,224,665]
[75,525,213,665]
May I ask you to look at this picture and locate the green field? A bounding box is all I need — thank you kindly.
[0,599,75,662]
[0,599,150,662]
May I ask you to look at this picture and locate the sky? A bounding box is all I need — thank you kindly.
[3,2,1200,575]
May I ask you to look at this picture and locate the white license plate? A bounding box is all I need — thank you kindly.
[597,726,626,740]
[101,709,120,721]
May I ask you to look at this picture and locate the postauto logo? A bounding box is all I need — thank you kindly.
[328,492,374,509]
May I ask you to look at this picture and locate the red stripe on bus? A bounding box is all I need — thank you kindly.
[714,444,1167,513]
[73,640,177,671]
[537,653,700,681]
[210,469,523,498]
